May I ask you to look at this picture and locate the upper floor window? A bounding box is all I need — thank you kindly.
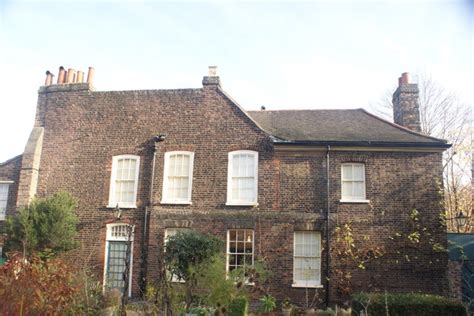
[341,163,367,202]
[162,152,194,204]
[108,155,140,208]
[0,182,12,220]
[227,151,258,206]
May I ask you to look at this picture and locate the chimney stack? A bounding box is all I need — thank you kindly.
[392,72,421,132]
[202,65,220,87]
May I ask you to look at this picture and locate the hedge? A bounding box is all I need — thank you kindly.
[352,292,467,316]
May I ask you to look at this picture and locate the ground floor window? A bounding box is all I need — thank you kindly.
[164,227,191,282]
[104,223,134,296]
[293,231,321,287]
[0,182,12,220]
[226,229,254,273]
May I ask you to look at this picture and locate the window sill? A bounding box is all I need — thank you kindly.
[225,202,258,207]
[161,201,192,205]
[339,199,370,204]
[106,204,137,209]
[292,283,323,288]
[171,279,186,283]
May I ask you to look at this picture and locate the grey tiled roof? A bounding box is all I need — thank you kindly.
[247,109,448,146]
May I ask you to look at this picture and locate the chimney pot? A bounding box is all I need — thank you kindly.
[87,67,95,86]
[202,65,220,87]
[401,72,410,85]
[66,68,76,83]
[57,66,66,84]
[44,71,53,86]
[76,71,84,83]
[208,66,218,77]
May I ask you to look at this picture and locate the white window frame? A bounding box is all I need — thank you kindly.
[103,223,135,297]
[226,229,255,278]
[340,163,369,203]
[292,231,322,288]
[0,181,13,221]
[108,155,140,208]
[164,227,191,282]
[161,151,194,205]
[226,150,258,206]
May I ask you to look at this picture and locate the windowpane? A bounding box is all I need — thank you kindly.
[163,152,193,203]
[110,156,139,207]
[341,163,366,200]
[353,165,364,180]
[294,232,321,285]
[105,241,129,293]
[342,182,352,198]
[0,184,8,219]
[353,181,364,197]
[227,229,254,274]
[342,164,352,180]
[228,151,258,204]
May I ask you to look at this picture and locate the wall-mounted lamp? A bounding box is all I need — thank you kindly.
[114,204,122,219]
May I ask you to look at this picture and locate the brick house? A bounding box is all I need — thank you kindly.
[0,67,450,305]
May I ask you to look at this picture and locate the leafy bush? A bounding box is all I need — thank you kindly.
[4,191,78,257]
[164,230,222,282]
[228,297,248,316]
[352,292,467,316]
[0,253,101,315]
[259,294,277,312]
[192,254,247,308]
[164,231,223,312]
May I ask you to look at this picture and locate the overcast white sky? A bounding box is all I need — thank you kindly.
[0,0,472,162]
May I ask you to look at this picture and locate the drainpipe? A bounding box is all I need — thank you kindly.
[141,134,166,293]
[325,145,331,307]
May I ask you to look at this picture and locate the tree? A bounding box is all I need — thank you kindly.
[4,191,79,257]
[163,231,223,312]
[371,73,472,232]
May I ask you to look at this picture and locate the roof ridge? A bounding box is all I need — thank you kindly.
[358,108,448,144]
[0,154,22,166]
[247,109,359,112]
[215,87,275,139]
[94,88,202,94]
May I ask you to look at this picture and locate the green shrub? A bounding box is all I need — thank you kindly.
[259,294,277,312]
[164,230,222,282]
[228,297,248,316]
[4,191,78,258]
[164,231,223,312]
[352,292,467,316]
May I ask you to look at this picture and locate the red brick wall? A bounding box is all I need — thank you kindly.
[0,155,22,216]
[18,82,448,304]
